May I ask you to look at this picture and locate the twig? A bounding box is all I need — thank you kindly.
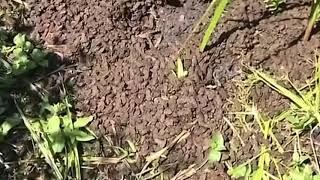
[171,159,208,180]
[33,64,65,83]
[223,117,245,147]
[136,131,190,179]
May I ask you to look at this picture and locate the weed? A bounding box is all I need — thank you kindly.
[15,94,96,179]
[0,31,48,142]
[227,164,249,179]
[282,140,320,180]
[226,149,268,179]
[0,29,95,179]
[15,99,63,179]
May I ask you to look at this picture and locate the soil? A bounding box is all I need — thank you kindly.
[21,0,320,179]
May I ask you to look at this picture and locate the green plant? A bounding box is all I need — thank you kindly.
[251,146,271,180]
[0,31,48,137]
[227,107,282,180]
[228,164,250,179]
[1,33,47,76]
[0,32,48,143]
[0,30,96,179]
[39,101,95,154]
[282,142,320,180]
[199,0,230,52]
[24,97,95,179]
[208,132,226,162]
[304,0,320,41]
[226,149,270,179]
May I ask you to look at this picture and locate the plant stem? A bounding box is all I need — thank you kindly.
[303,17,316,41]
[304,1,320,41]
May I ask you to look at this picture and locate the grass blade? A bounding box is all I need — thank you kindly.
[199,0,229,52]
[64,97,81,180]
[252,70,311,112]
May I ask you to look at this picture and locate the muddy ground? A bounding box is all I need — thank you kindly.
[21,0,320,179]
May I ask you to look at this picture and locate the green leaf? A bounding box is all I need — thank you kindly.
[1,46,15,54]
[263,152,270,168]
[52,103,66,115]
[85,127,97,139]
[302,165,313,178]
[265,0,285,11]
[175,57,188,79]
[13,34,26,47]
[50,134,65,154]
[74,116,93,128]
[66,150,75,172]
[46,103,66,115]
[12,55,29,72]
[289,167,305,180]
[252,69,311,112]
[31,48,48,66]
[1,114,21,135]
[73,129,95,142]
[47,116,61,134]
[251,168,264,180]
[211,132,225,151]
[13,47,24,57]
[208,150,221,162]
[313,175,320,180]
[24,41,33,51]
[227,165,247,178]
[62,115,73,129]
[244,164,252,180]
